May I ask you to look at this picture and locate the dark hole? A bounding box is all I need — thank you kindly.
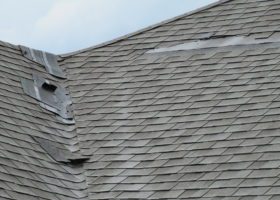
[69,158,89,166]
[42,82,57,92]
[200,34,236,41]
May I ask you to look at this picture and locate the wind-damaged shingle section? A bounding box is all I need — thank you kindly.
[60,0,280,199]
[64,41,280,199]
[20,45,66,79]
[0,41,88,199]
[21,74,74,122]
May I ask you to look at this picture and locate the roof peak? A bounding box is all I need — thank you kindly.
[61,0,232,57]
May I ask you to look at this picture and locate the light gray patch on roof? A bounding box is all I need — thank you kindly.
[147,35,280,53]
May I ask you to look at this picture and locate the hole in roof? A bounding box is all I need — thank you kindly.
[42,82,57,92]
[21,74,74,122]
[69,158,89,166]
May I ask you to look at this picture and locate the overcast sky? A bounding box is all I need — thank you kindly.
[0,0,217,54]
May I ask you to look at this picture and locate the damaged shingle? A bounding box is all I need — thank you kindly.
[20,45,66,79]
[147,35,280,53]
[33,136,88,164]
[21,74,74,123]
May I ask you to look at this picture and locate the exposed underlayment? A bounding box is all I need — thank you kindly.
[20,45,66,79]
[21,74,74,122]
[2,0,280,199]
[147,35,280,53]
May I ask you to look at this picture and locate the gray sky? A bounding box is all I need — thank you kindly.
[0,0,217,54]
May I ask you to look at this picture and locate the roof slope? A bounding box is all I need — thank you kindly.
[61,0,280,199]
[2,0,280,199]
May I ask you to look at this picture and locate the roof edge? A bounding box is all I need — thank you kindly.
[61,0,232,57]
[0,40,20,51]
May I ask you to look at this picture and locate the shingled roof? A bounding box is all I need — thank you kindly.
[1,0,280,199]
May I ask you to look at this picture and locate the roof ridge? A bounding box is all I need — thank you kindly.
[0,39,20,51]
[61,0,233,58]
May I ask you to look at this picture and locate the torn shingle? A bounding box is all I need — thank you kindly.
[21,74,74,122]
[20,45,66,79]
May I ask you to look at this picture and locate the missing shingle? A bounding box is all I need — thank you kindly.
[21,74,74,122]
[19,45,66,79]
[147,36,245,53]
[147,35,280,54]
